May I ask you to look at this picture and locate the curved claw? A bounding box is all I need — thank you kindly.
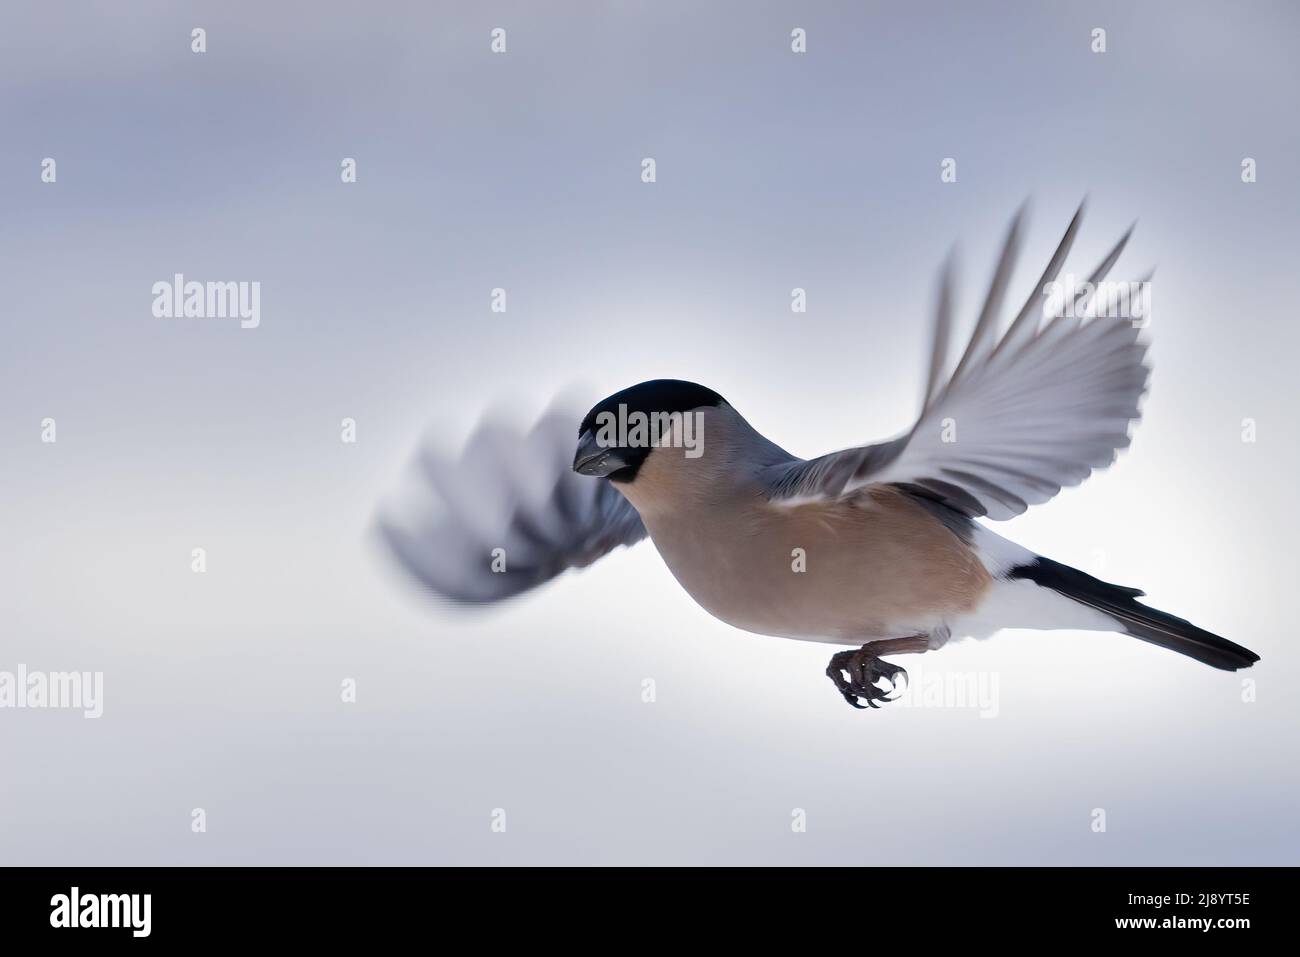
[876,661,907,698]
[826,646,911,710]
[826,653,864,709]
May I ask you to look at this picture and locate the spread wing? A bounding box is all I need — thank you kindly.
[377,399,646,602]
[762,202,1152,520]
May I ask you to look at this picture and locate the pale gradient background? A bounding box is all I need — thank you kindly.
[1,0,1297,865]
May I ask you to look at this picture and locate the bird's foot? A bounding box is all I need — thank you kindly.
[826,645,909,710]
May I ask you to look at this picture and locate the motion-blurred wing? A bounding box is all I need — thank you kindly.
[763,203,1151,520]
[378,400,646,602]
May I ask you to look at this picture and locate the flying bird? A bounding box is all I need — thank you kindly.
[379,204,1259,708]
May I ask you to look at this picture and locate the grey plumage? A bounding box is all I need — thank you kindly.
[378,401,645,603]
[760,201,1150,519]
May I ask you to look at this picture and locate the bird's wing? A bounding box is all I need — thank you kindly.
[377,399,646,602]
[761,203,1151,520]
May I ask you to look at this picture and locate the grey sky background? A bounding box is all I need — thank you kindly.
[1,0,1297,864]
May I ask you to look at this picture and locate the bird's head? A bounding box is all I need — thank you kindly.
[573,379,725,483]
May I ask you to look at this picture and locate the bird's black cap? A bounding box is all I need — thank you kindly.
[578,379,726,437]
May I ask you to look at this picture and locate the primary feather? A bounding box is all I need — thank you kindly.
[377,400,646,602]
[763,202,1151,519]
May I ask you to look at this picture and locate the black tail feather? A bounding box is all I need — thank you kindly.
[1009,557,1260,671]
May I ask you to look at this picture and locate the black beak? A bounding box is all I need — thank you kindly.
[573,429,629,477]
